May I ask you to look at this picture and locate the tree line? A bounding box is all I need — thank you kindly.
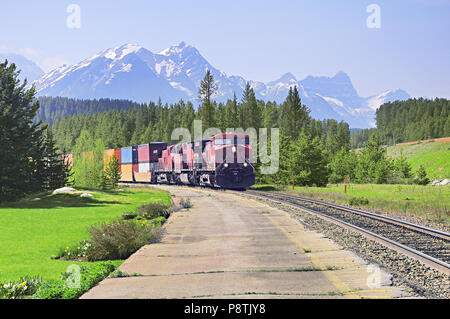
[351,98,449,147]
[376,98,450,144]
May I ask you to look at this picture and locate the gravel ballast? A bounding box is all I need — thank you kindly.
[242,193,450,299]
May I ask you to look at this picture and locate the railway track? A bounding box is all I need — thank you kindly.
[242,190,450,275]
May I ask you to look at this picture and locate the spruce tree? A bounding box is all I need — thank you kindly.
[105,155,121,189]
[43,127,72,190]
[280,86,310,140]
[0,60,46,201]
[198,69,217,129]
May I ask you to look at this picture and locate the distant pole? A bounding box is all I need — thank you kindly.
[292,176,295,190]
[344,176,347,193]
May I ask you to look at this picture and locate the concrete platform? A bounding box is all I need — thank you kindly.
[81,186,408,299]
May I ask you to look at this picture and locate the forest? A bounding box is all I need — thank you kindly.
[375,98,450,144]
[351,98,449,147]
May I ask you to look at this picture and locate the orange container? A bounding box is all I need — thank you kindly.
[120,164,133,182]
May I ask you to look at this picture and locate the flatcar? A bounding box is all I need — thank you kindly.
[99,133,255,190]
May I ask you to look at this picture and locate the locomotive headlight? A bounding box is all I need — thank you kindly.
[224,163,229,168]
[232,146,237,153]
[244,162,248,167]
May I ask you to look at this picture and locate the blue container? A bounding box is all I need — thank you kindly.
[121,146,132,164]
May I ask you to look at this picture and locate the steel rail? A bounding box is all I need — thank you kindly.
[243,190,450,275]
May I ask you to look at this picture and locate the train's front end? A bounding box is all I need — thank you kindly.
[212,133,255,189]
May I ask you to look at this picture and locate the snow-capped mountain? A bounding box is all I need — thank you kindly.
[0,53,44,83]
[31,42,411,128]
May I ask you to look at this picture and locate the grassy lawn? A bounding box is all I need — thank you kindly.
[0,188,171,282]
[385,137,449,180]
[252,183,450,225]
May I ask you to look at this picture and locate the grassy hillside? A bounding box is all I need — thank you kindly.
[385,137,450,180]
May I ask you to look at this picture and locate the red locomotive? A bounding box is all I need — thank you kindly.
[110,133,255,189]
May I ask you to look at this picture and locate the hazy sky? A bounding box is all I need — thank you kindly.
[1,0,449,98]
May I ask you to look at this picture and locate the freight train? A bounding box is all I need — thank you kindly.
[99,133,255,190]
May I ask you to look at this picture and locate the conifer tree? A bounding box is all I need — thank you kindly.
[43,127,72,190]
[280,86,310,140]
[0,60,46,201]
[105,155,121,189]
[198,69,217,129]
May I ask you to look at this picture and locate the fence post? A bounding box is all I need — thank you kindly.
[345,176,347,193]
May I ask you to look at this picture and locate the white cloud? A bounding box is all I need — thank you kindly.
[19,47,39,58]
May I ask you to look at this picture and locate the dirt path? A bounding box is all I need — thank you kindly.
[81,186,408,299]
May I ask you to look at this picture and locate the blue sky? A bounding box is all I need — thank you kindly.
[1,0,449,98]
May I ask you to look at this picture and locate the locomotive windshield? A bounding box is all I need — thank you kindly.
[214,138,233,145]
[214,136,249,145]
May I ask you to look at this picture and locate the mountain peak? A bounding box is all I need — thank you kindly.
[98,43,143,61]
[158,41,196,57]
[269,72,297,85]
[332,70,351,81]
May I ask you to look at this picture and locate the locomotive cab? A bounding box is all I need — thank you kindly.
[211,133,255,189]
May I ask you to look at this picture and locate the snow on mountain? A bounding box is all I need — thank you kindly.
[0,53,44,83]
[366,89,411,111]
[31,42,411,128]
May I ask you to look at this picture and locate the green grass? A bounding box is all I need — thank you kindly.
[385,138,450,180]
[0,188,171,282]
[285,183,450,225]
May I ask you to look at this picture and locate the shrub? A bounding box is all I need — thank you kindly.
[33,262,116,299]
[348,197,369,206]
[32,279,66,299]
[121,211,138,220]
[414,165,430,185]
[179,197,193,209]
[86,219,162,261]
[137,202,171,220]
[149,216,166,227]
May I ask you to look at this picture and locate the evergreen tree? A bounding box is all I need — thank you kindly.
[280,86,310,139]
[105,155,121,189]
[289,133,329,187]
[355,134,390,183]
[328,148,357,184]
[43,127,72,190]
[393,151,412,179]
[415,165,430,185]
[198,69,217,129]
[0,60,46,201]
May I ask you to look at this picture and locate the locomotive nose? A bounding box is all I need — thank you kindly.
[215,144,247,164]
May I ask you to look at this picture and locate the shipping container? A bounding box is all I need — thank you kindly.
[104,149,115,166]
[63,154,73,168]
[150,142,167,163]
[114,148,121,164]
[138,144,150,162]
[121,147,132,164]
[132,163,139,173]
[132,146,138,164]
[134,172,151,182]
[120,164,133,182]
[114,149,121,172]
[139,162,150,173]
